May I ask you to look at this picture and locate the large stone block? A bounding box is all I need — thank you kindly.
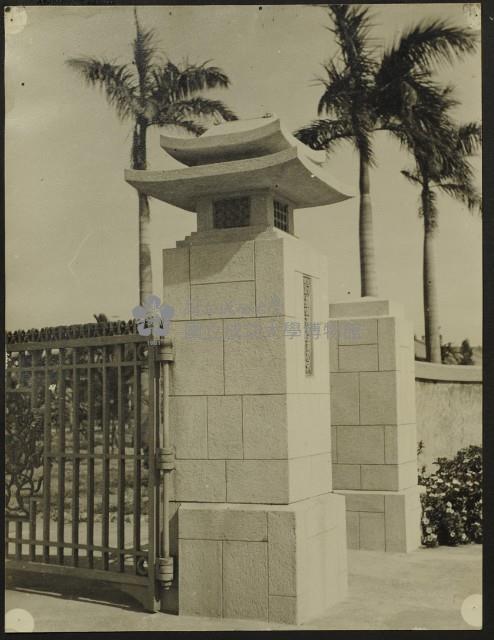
[224,317,286,395]
[267,511,297,596]
[287,394,331,458]
[329,298,404,319]
[170,396,208,459]
[179,504,268,542]
[330,372,359,425]
[207,395,243,459]
[169,320,224,396]
[163,247,191,320]
[226,460,289,504]
[333,463,361,490]
[254,237,286,317]
[190,281,256,319]
[377,317,398,371]
[242,394,288,459]
[340,490,385,513]
[178,539,222,617]
[360,464,398,491]
[268,595,297,625]
[288,455,331,502]
[331,427,338,463]
[397,365,417,425]
[385,489,421,552]
[174,460,226,502]
[338,344,378,372]
[301,527,342,619]
[359,371,398,425]
[310,453,332,497]
[302,492,344,538]
[360,460,417,491]
[190,240,255,284]
[359,512,385,550]
[384,423,418,464]
[346,511,359,549]
[338,318,377,346]
[223,541,269,620]
[336,425,385,464]
[328,320,339,371]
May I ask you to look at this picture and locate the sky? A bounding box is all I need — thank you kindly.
[5,3,482,344]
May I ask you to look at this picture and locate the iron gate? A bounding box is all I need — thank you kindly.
[5,322,174,611]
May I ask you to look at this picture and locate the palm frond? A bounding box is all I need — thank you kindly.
[133,8,157,95]
[165,118,207,137]
[328,4,376,77]
[436,181,482,212]
[317,62,353,116]
[401,169,423,185]
[66,57,137,120]
[158,97,237,124]
[379,19,477,83]
[456,122,482,156]
[294,118,353,152]
[174,62,231,99]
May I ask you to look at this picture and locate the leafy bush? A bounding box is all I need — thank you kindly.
[418,445,482,547]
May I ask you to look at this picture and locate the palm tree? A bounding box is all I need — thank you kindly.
[294,4,477,297]
[400,92,481,362]
[67,9,237,304]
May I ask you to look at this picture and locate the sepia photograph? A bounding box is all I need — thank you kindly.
[4,1,484,632]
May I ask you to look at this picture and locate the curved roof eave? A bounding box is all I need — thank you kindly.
[125,147,355,213]
[160,115,327,166]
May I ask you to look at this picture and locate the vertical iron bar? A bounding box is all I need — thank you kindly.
[147,346,157,603]
[133,345,141,572]
[87,352,95,569]
[29,499,37,561]
[15,520,22,561]
[72,350,80,567]
[161,361,171,562]
[117,344,125,572]
[57,351,66,565]
[102,346,110,570]
[43,351,52,563]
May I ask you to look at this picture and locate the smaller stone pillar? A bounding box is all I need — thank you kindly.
[328,298,422,552]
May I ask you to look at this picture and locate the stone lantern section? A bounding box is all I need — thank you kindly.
[126,115,354,624]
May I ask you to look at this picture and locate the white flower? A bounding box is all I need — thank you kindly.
[422,517,430,525]
[49,383,56,392]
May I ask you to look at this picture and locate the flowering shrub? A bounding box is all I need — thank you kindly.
[418,445,482,547]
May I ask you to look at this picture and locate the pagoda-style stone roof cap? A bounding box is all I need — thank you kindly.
[159,115,327,166]
[125,115,354,212]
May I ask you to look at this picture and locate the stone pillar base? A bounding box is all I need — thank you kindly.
[177,494,348,624]
[336,486,422,552]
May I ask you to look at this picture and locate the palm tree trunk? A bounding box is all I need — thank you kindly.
[133,120,153,304]
[359,155,378,297]
[422,191,441,363]
[138,193,152,304]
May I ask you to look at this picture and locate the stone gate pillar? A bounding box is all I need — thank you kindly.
[327,298,422,552]
[126,116,355,624]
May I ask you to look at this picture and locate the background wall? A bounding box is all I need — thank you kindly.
[415,364,482,470]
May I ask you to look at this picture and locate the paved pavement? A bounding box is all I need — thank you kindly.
[5,544,482,632]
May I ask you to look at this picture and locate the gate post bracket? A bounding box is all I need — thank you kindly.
[156,337,175,595]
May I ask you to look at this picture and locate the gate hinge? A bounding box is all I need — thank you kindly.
[155,447,175,472]
[156,556,174,589]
